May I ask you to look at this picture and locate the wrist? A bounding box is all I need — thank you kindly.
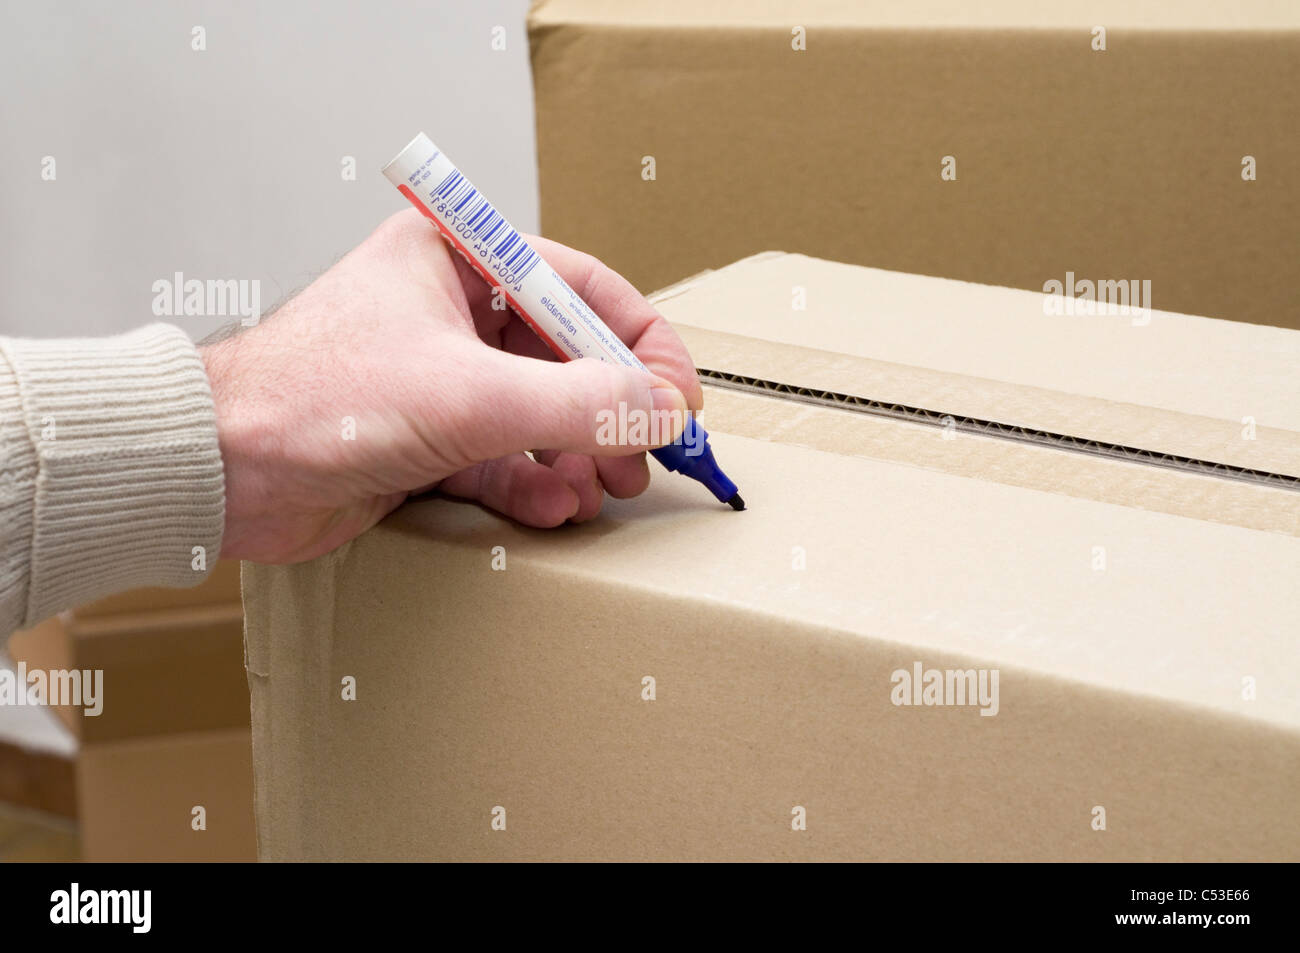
[200,333,271,559]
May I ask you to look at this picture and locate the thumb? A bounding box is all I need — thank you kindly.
[464,349,690,462]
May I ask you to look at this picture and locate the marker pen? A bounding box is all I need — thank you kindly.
[382,133,744,510]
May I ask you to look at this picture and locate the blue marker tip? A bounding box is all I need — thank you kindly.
[649,416,745,510]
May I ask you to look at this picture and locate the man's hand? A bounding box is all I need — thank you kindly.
[201,209,703,564]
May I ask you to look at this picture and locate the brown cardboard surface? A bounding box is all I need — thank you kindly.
[0,739,76,819]
[654,253,1300,444]
[657,253,1300,483]
[76,729,256,862]
[245,434,1300,860]
[244,256,1300,859]
[530,2,1300,329]
[7,604,249,742]
[704,387,1300,537]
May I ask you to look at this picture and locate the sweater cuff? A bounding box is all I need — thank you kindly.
[0,323,225,625]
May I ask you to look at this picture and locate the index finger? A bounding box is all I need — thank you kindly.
[523,235,705,410]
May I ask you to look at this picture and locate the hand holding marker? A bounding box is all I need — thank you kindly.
[383,133,745,510]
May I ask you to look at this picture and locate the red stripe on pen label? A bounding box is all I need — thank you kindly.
[396,183,571,362]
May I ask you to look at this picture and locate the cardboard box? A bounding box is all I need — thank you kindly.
[244,254,1300,861]
[0,724,255,862]
[7,603,249,742]
[3,561,253,860]
[76,729,256,862]
[529,0,1300,329]
[0,728,257,862]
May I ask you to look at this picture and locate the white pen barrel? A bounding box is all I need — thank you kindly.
[383,133,645,372]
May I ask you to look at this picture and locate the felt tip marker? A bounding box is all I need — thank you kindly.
[383,133,744,511]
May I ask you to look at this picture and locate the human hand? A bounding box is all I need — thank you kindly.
[200,209,703,563]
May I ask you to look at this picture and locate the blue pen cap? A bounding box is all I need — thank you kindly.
[649,415,740,505]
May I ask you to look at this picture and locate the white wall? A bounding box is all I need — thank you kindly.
[0,0,537,340]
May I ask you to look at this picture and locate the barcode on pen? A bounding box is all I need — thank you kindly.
[434,169,539,283]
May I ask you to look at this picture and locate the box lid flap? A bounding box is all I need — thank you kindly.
[653,253,1300,478]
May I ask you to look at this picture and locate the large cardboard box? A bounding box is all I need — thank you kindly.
[529,0,1300,330]
[244,254,1300,861]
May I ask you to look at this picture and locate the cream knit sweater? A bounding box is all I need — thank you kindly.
[0,324,225,636]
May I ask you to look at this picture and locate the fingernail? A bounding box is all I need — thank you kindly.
[649,378,689,444]
[650,378,688,414]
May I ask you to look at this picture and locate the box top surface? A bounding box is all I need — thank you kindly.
[379,252,1299,727]
[653,253,1300,480]
[531,0,1300,30]
[248,250,1300,742]
[380,425,1299,732]
[654,252,1300,434]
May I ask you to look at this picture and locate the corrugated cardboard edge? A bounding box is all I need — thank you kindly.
[700,386,1300,537]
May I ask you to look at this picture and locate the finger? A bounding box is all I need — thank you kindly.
[533,450,604,523]
[462,347,689,462]
[533,450,653,512]
[523,235,704,409]
[438,453,580,528]
[594,453,651,499]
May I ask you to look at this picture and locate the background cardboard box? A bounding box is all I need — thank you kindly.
[244,256,1300,861]
[529,0,1300,329]
[7,604,247,743]
[76,729,255,863]
[3,561,255,861]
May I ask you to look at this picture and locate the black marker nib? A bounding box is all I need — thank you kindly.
[726,493,746,511]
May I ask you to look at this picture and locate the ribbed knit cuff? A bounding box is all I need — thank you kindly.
[0,352,38,636]
[0,323,225,626]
